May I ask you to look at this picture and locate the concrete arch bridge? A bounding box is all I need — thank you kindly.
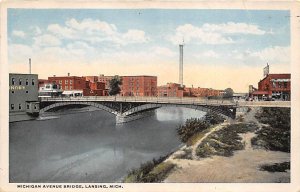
[39,96,290,124]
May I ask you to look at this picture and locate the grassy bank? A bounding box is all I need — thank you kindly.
[196,123,259,158]
[251,107,290,152]
[177,113,225,144]
[260,162,290,172]
[123,155,175,183]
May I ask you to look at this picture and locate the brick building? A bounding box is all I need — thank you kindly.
[189,87,223,97]
[251,74,291,100]
[121,76,157,96]
[157,83,184,97]
[84,76,106,96]
[48,74,106,96]
[98,74,114,90]
[38,79,49,88]
[157,83,223,98]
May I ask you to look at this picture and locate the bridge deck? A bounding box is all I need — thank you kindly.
[40,96,290,108]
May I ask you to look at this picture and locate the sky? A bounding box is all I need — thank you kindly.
[8,9,290,92]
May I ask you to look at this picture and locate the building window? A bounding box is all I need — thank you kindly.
[70,86,72,90]
[65,86,68,90]
[27,104,30,109]
[34,105,37,109]
[19,78,22,85]
[26,79,29,85]
[70,80,73,84]
[12,78,15,85]
[32,79,35,85]
[59,80,62,84]
[11,104,14,110]
[65,80,68,84]
[19,104,22,110]
[284,82,287,88]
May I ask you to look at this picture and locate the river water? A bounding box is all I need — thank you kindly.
[9,107,205,183]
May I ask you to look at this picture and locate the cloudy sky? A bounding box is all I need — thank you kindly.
[8,9,290,92]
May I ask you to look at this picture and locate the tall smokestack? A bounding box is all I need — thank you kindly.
[179,42,184,87]
[29,58,31,74]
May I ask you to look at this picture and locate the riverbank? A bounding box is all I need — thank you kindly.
[123,107,290,183]
[163,107,290,183]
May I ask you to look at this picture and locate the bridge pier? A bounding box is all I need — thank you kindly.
[116,110,156,124]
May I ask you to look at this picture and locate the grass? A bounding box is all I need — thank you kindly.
[186,129,210,147]
[196,123,259,158]
[123,155,175,183]
[124,161,176,183]
[173,148,193,160]
[260,162,290,172]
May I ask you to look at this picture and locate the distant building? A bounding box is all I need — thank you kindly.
[9,73,40,122]
[121,76,157,96]
[39,83,63,98]
[98,74,114,90]
[157,83,184,97]
[188,87,223,97]
[251,74,291,100]
[48,74,106,96]
[38,79,49,88]
[83,76,107,96]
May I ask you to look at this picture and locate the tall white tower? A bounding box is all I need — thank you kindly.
[29,58,31,74]
[179,41,184,87]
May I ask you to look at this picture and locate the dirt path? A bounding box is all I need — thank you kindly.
[163,108,290,183]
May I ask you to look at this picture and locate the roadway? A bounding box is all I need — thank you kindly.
[40,96,291,108]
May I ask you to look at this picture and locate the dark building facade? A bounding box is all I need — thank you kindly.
[9,73,40,122]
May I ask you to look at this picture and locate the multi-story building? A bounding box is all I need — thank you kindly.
[251,74,291,100]
[121,76,157,96]
[48,74,106,96]
[9,73,40,122]
[84,76,107,96]
[157,83,184,97]
[48,75,87,92]
[98,74,114,89]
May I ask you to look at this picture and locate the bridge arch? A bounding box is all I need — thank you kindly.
[39,101,119,115]
[122,103,236,119]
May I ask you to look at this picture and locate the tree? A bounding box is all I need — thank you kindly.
[223,88,234,98]
[109,75,122,96]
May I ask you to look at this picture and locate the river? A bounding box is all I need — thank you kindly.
[9,107,205,183]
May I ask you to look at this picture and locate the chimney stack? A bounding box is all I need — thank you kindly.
[29,58,31,74]
[179,42,184,87]
[53,75,56,77]
[68,73,70,76]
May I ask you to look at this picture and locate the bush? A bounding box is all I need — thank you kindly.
[177,113,225,143]
[252,108,290,152]
[177,118,209,143]
[260,162,290,172]
[124,155,173,183]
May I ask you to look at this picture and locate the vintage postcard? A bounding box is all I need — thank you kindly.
[1,0,300,192]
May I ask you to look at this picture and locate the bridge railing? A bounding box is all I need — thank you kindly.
[40,96,237,106]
